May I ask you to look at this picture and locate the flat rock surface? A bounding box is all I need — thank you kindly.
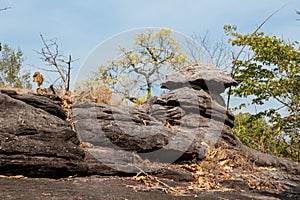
[0,176,298,200]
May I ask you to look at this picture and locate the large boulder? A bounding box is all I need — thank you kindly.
[161,64,237,94]
[1,89,67,119]
[0,90,86,178]
[72,102,209,162]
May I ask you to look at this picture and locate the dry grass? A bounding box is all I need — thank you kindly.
[126,143,289,196]
[72,83,112,105]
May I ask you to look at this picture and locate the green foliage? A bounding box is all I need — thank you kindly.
[93,28,189,102]
[0,44,32,89]
[225,25,299,161]
[234,113,298,161]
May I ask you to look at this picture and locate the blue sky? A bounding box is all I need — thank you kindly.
[1,0,299,64]
[0,0,299,91]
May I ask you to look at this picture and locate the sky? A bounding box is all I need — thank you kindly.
[0,0,299,111]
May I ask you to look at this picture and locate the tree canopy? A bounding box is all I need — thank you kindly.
[225,25,300,161]
[92,28,189,103]
[0,44,31,89]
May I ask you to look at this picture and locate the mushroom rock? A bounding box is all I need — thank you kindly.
[161,63,237,94]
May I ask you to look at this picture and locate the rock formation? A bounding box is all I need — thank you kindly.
[73,63,299,174]
[161,63,237,106]
[0,64,298,179]
[144,63,237,158]
[72,64,237,164]
[0,89,86,178]
[0,89,193,179]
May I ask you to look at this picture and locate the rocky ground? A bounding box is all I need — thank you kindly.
[0,174,298,200]
[1,143,299,200]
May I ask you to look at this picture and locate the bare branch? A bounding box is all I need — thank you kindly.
[226,3,289,110]
[37,34,77,94]
[40,34,66,89]
[0,6,11,12]
[29,64,59,73]
[66,55,71,92]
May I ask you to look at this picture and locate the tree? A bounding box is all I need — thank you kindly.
[37,34,76,94]
[225,26,300,161]
[184,31,232,70]
[93,28,189,102]
[0,44,31,89]
[234,113,297,161]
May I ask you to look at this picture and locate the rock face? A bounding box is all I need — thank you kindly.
[76,63,299,174]
[72,102,208,163]
[144,64,236,159]
[0,89,202,179]
[73,64,236,163]
[146,87,235,127]
[0,90,86,178]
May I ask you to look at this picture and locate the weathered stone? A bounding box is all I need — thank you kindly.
[0,89,67,120]
[0,90,199,180]
[72,103,173,152]
[83,147,141,174]
[1,65,298,184]
[83,147,194,181]
[0,91,85,178]
[72,73,236,164]
[72,102,209,162]
[161,64,237,94]
[147,87,235,128]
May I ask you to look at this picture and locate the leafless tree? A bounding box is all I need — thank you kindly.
[37,34,77,94]
[184,31,232,71]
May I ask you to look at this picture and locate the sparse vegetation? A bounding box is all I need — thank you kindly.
[73,80,112,104]
[233,113,298,161]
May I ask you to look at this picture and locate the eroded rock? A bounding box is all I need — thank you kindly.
[161,64,237,94]
[146,87,235,128]
[72,64,237,164]
[0,91,85,178]
[72,103,209,162]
